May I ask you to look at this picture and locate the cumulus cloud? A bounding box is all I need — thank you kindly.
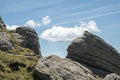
[6,16,51,30]
[24,19,41,27]
[40,20,100,42]
[24,16,51,27]
[42,16,51,25]
[6,24,20,30]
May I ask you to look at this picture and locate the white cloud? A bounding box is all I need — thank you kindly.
[80,20,100,32]
[6,16,51,30]
[24,16,51,27]
[24,19,41,27]
[6,24,20,30]
[42,16,51,25]
[40,20,100,42]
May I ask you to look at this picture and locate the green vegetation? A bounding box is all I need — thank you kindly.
[7,45,35,56]
[0,51,39,80]
[0,30,39,80]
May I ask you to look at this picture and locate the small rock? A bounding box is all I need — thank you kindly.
[104,73,120,80]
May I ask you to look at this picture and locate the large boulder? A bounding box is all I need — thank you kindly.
[34,55,97,80]
[0,32,14,51]
[67,31,120,76]
[16,27,41,56]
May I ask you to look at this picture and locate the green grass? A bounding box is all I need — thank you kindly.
[0,50,39,80]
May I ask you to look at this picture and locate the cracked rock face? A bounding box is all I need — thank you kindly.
[67,31,120,76]
[34,55,97,80]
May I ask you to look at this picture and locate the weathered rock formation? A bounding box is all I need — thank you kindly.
[16,27,41,56]
[0,17,14,51]
[34,31,120,80]
[67,31,120,76]
[34,55,97,80]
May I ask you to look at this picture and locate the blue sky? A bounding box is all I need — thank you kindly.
[0,0,120,57]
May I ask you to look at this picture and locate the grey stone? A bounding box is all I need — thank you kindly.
[34,55,97,80]
[12,33,27,47]
[16,27,41,56]
[0,32,14,51]
[104,73,120,80]
[67,31,120,76]
[0,16,6,31]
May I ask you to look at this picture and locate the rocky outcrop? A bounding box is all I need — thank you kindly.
[104,73,120,80]
[0,16,6,31]
[0,17,41,80]
[34,31,120,79]
[1,16,120,80]
[0,17,14,50]
[67,31,120,76]
[16,27,41,56]
[34,55,97,80]
[0,32,14,51]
